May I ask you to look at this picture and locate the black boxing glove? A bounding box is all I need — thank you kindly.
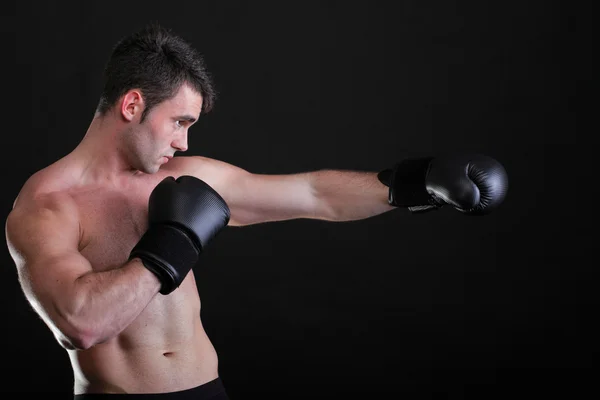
[378,154,508,215]
[129,176,230,294]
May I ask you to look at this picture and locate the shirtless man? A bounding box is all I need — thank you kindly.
[5,24,508,398]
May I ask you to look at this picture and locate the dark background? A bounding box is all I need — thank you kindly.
[1,1,592,398]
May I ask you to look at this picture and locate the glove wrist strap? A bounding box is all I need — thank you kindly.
[378,157,436,208]
[130,224,201,295]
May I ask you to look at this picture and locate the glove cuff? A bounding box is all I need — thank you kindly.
[378,157,440,208]
[130,224,201,295]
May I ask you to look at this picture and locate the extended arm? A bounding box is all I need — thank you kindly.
[181,153,508,226]
[182,157,394,226]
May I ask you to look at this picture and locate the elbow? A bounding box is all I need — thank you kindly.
[308,191,336,221]
[49,323,97,350]
[68,330,98,351]
[315,198,341,221]
[54,305,101,350]
[56,323,99,350]
[30,300,101,350]
[309,184,339,221]
[52,296,104,350]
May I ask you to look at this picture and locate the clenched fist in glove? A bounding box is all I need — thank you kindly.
[377,154,508,215]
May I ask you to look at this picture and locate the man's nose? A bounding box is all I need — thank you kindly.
[172,132,188,152]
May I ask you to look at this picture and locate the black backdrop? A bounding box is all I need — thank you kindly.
[1,1,592,398]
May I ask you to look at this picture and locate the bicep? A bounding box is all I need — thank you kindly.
[6,198,93,321]
[187,156,327,226]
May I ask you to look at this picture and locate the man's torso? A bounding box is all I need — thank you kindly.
[17,156,223,394]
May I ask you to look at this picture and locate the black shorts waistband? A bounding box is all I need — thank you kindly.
[73,377,228,399]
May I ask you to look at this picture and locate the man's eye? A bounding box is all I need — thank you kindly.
[176,120,183,127]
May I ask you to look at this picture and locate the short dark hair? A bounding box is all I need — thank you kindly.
[96,23,216,121]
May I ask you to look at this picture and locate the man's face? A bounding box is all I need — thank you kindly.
[126,84,203,174]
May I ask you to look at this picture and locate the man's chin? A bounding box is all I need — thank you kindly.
[137,163,160,175]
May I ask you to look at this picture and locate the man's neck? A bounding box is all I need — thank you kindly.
[70,115,144,187]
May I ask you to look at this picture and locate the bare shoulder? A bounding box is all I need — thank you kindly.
[162,155,250,190]
[6,188,79,242]
[6,169,80,262]
[165,155,248,176]
[10,157,78,209]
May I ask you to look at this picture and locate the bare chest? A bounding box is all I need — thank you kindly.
[75,186,154,272]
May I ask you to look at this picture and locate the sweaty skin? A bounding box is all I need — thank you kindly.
[6,84,393,394]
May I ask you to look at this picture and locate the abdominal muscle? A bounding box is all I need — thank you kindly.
[68,274,220,394]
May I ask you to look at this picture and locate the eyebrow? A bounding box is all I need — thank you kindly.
[176,115,197,123]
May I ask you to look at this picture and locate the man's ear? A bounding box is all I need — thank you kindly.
[120,89,145,121]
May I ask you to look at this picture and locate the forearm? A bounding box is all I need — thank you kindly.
[65,258,161,349]
[309,169,395,221]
